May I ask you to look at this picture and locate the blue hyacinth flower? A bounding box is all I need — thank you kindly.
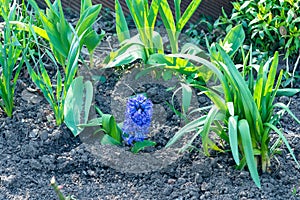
[122,94,153,145]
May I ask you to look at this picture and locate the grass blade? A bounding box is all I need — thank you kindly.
[165,115,206,148]
[265,123,300,168]
[200,106,219,155]
[274,103,300,124]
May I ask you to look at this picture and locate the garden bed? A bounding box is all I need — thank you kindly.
[0,63,300,199]
[1,0,300,199]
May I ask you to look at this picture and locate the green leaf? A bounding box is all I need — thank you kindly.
[101,114,122,143]
[159,0,177,52]
[238,119,261,188]
[7,21,49,40]
[264,52,279,97]
[166,115,206,148]
[101,134,122,145]
[174,0,181,23]
[176,0,202,32]
[253,64,264,109]
[222,24,245,57]
[265,123,300,168]
[215,44,264,139]
[162,70,173,81]
[131,140,156,153]
[276,88,300,97]
[79,118,102,127]
[115,0,130,43]
[106,44,147,67]
[76,4,102,38]
[152,31,164,53]
[80,0,93,13]
[148,0,161,28]
[181,83,192,115]
[180,43,208,58]
[65,30,81,89]
[200,106,220,155]
[82,29,105,54]
[228,116,240,165]
[64,76,93,137]
[227,102,234,116]
[274,103,300,124]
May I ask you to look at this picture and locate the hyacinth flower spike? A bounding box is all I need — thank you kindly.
[122,94,153,145]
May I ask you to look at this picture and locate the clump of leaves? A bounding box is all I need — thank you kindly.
[105,0,203,68]
[219,0,300,60]
[166,25,300,188]
[0,1,27,117]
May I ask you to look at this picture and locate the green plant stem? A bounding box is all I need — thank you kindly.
[89,53,94,68]
[50,177,67,200]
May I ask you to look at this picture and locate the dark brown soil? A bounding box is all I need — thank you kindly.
[0,62,300,200]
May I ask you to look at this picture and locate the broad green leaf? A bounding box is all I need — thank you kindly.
[125,0,145,30]
[268,70,283,112]
[82,29,105,54]
[253,64,264,110]
[152,31,164,53]
[115,0,130,43]
[65,30,81,89]
[56,71,62,102]
[238,119,261,188]
[80,0,93,14]
[174,0,181,23]
[106,44,147,67]
[222,24,245,57]
[64,76,93,137]
[76,4,102,37]
[162,70,173,81]
[180,43,208,58]
[229,116,240,165]
[101,114,122,143]
[227,102,234,116]
[79,118,102,127]
[83,82,93,123]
